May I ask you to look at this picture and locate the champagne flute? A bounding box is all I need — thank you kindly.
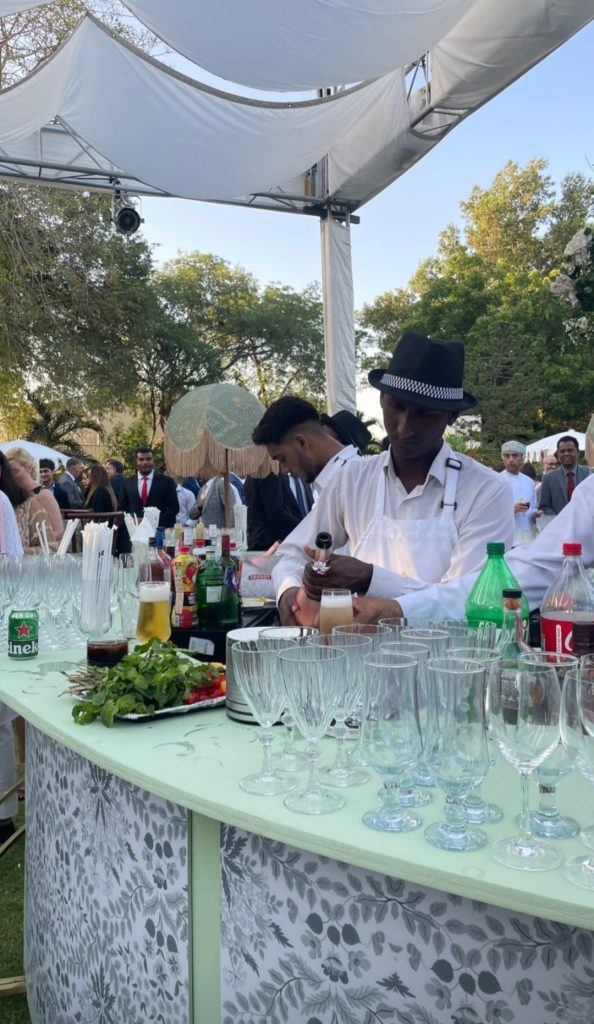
[231,641,297,796]
[362,652,423,832]
[486,661,562,870]
[278,644,347,814]
[307,632,371,787]
[560,667,594,889]
[259,626,317,770]
[380,639,438,791]
[320,588,353,634]
[449,646,503,825]
[425,657,489,852]
[517,652,579,839]
[332,623,392,767]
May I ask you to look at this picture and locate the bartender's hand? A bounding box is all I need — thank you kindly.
[302,546,373,600]
[278,586,320,627]
[352,596,403,624]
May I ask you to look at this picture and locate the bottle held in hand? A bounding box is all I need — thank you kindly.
[311,532,333,574]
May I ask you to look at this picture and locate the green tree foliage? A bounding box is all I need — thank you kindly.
[360,160,594,448]
[24,391,104,457]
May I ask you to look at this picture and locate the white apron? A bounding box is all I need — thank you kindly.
[352,455,462,584]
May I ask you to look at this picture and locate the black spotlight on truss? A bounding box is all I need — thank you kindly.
[111,191,143,236]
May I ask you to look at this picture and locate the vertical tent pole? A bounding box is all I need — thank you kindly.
[320,212,357,415]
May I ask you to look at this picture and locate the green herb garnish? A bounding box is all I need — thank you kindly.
[67,638,224,727]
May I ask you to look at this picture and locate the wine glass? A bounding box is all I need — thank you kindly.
[486,661,562,871]
[231,640,297,797]
[516,652,579,839]
[380,639,438,791]
[259,626,317,772]
[378,616,435,638]
[559,667,594,889]
[277,644,347,814]
[320,589,353,634]
[425,657,490,852]
[449,646,503,826]
[306,632,371,787]
[439,620,497,649]
[362,652,423,832]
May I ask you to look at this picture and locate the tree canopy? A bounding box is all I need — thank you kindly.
[360,159,594,451]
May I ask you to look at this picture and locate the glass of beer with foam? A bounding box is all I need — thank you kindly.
[136,581,171,643]
[319,588,353,636]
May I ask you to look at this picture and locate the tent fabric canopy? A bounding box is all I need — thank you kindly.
[526,430,586,461]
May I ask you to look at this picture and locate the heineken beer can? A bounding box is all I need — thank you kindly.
[8,609,39,658]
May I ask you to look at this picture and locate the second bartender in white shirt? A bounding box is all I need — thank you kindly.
[270,333,515,626]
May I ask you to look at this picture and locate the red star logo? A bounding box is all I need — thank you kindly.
[16,621,31,638]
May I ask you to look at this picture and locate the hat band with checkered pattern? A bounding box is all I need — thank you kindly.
[379,373,464,401]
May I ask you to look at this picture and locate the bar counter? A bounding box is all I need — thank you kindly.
[2,650,594,1024]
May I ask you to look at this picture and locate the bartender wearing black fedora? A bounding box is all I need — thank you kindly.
[275,332,514,624]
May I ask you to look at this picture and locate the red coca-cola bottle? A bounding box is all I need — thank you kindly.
[540,543,594,654]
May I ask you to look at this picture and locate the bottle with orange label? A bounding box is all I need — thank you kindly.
[170,545,199,629]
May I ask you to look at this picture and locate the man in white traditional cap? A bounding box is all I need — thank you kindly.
[500,439,541,545]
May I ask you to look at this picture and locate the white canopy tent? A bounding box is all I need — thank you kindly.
[0,0,591,412]
[526,430,586,462]
[0,439,69,466]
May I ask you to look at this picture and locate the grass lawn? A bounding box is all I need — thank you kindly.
[0,799,31,1024]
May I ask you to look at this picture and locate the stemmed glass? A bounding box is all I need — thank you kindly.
[378,616,435,638]
[362,652,423,832]
[41,557,72,650]
[517,652,579,839]
[449,646,503,826]
[277,644,347,814]
[559,666,594,889]
[486,660,562,870]
[380,639,438,793]
[231,640,298,797]
[259,626,317,772]
[401,628,449,794]
[332,624,391,767]
[425,657,490,852]
[307,633,371,787]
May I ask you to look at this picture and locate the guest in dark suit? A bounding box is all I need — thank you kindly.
[245,472,312,550]
[118,446,179,552]
[104,458,125,501]
[58,457,84,509]
[84,465,117,514]
[39,459,70,510]
[539,436,589,515]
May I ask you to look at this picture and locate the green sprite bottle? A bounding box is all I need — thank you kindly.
[465,542,529,632]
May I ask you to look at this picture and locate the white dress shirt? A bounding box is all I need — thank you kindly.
[399,472,594,621]
[137,470,154,497]
[500,469,537,544]
[312,444,360,502]
[273,442,514,601]
[176,484,198,526]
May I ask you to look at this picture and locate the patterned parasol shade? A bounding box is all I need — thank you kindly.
[164,383,276,479]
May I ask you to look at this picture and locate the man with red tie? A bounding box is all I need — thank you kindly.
[538,435,589,516]
[118,445,179,552]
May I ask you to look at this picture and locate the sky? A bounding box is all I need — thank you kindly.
[139,21,594,427]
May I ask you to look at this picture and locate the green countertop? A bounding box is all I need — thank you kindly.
[2,650,594,930]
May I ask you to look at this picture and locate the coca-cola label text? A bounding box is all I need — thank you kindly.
[540,616,573,654]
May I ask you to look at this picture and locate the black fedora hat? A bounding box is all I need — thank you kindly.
[368,332,476,411]
[321,410,373,452]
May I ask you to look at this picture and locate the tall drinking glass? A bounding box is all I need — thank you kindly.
[560,667,594,889]
[378,616,435,639]
[136,581,171,643]
[307,633,371,787]
[517,652,579,839]
[362,653,423,832]
[231,641,297,796]
[486,662,562,871]
[320,589,353,635]
[425,657,489,852]
[278,644,347,814]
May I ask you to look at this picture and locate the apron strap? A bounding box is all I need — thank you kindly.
[440,457,462,516]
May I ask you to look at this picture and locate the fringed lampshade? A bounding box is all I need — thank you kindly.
[164,383,275,480]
